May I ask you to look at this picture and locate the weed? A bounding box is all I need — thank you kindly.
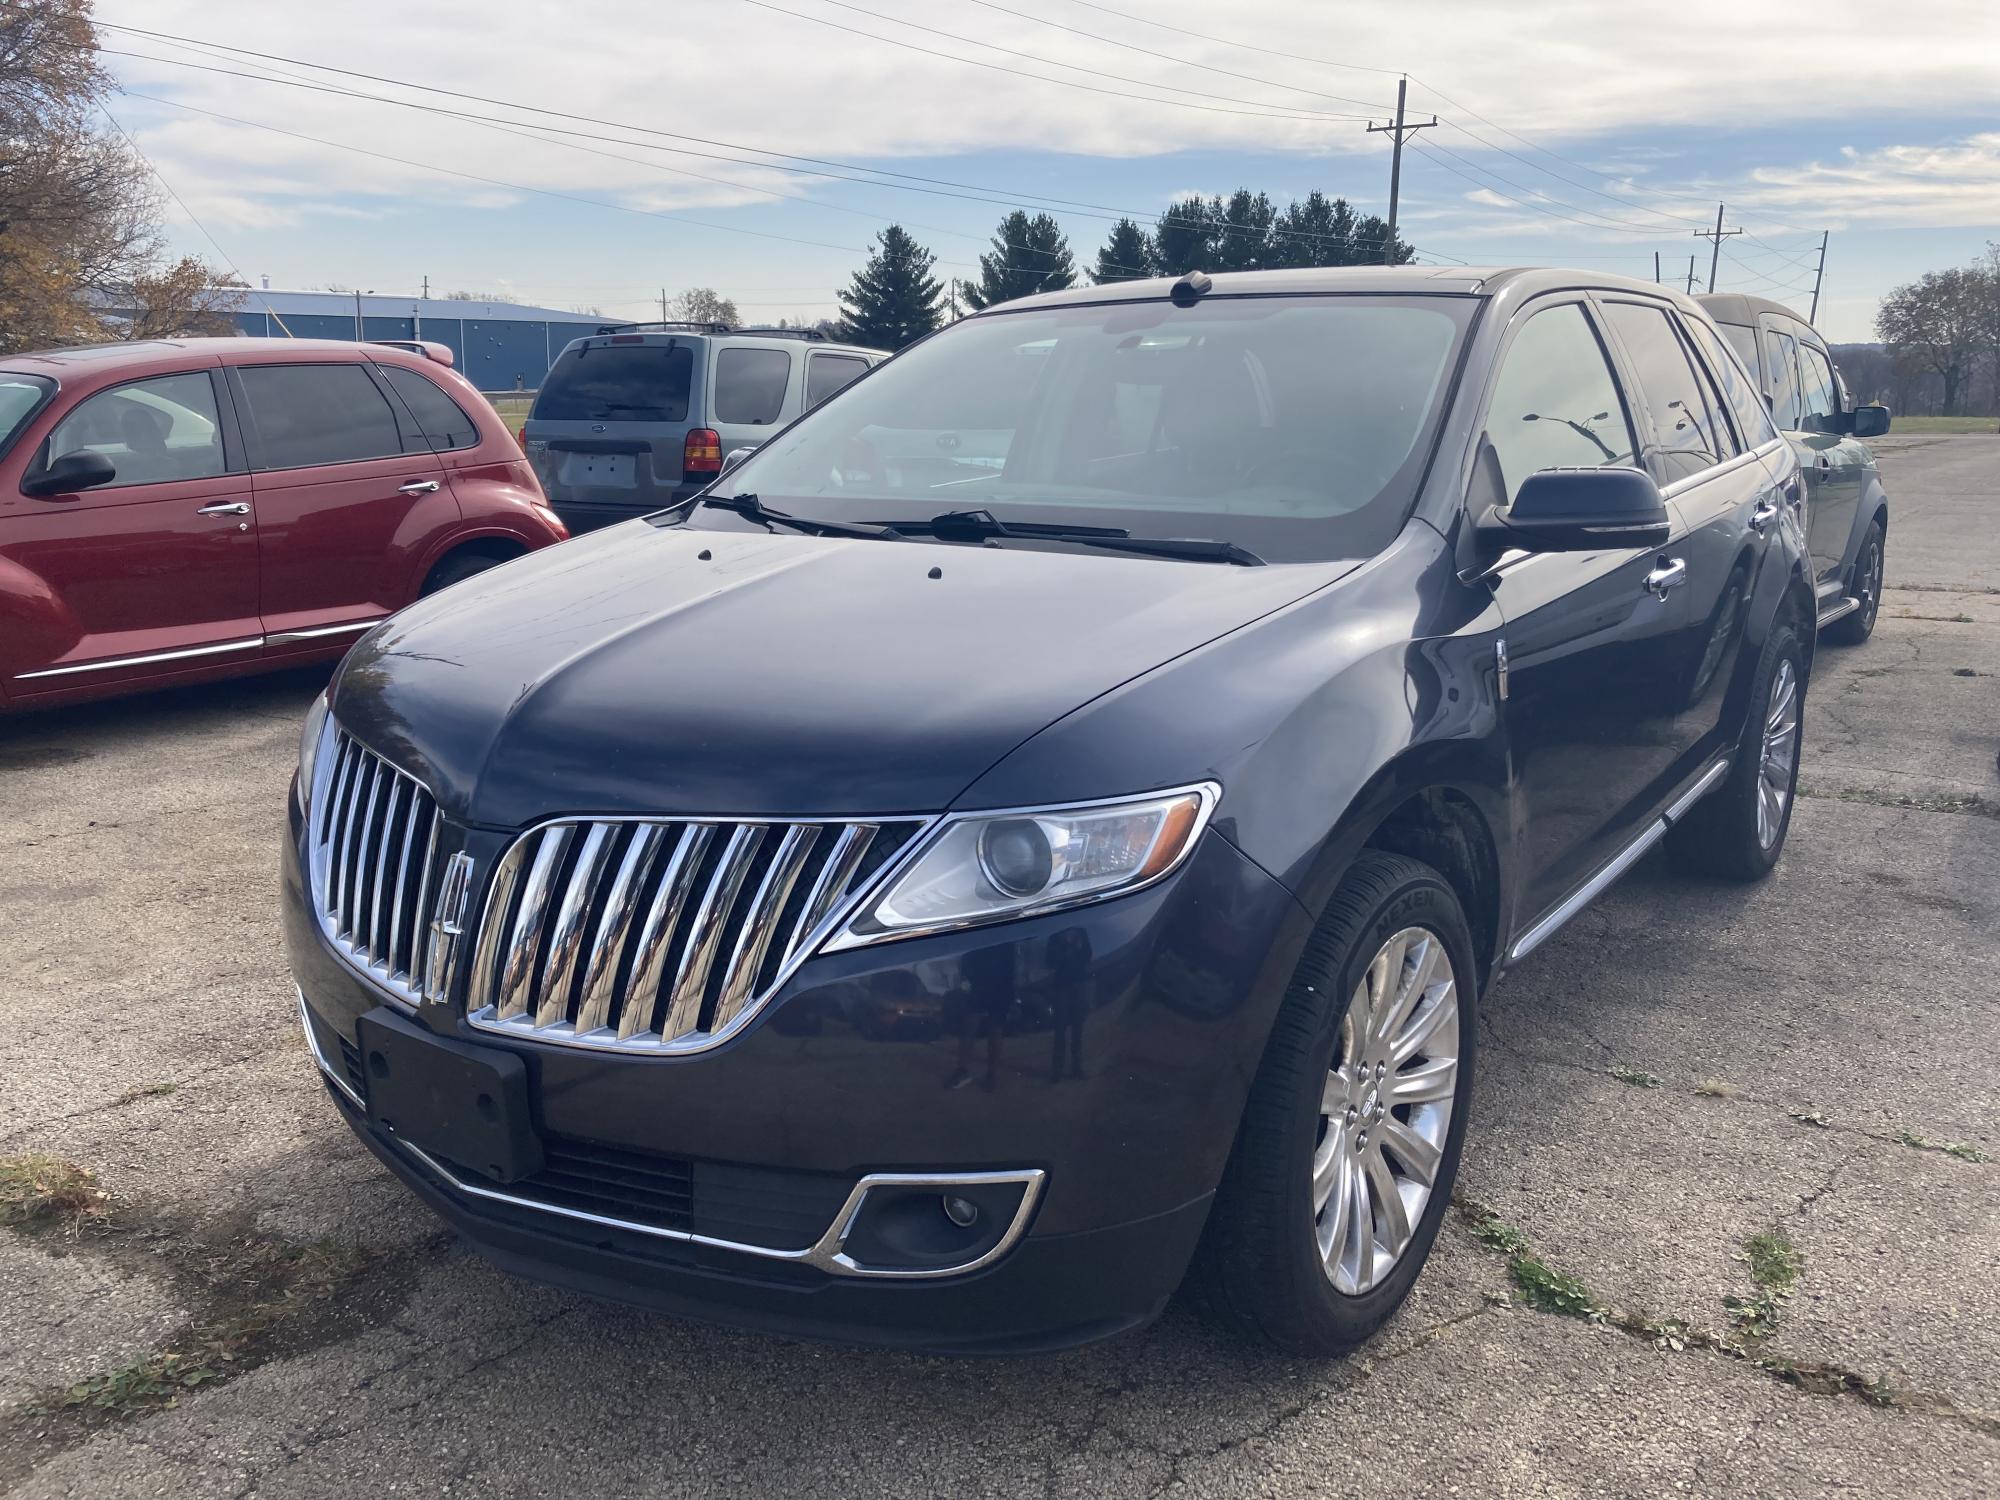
[0,1156,109,1234]
[1726,1229,1801,1340]
[1790,1110,1831,1128]
[1693,1079,1740,1099]
[1510,1255,1601,1319]
[1609,1066,1663,1088]
[1468,1213,1530,1256]
[1895,1130,1990,1163]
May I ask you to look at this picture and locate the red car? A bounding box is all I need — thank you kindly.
[0,338,567,710]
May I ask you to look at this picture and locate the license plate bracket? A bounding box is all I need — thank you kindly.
[356,1008,544,1184]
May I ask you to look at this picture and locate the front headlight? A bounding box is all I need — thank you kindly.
[827,784,1218,949]
[294,691,330,817]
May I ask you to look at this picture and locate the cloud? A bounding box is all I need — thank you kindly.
[1740,133,2000,228]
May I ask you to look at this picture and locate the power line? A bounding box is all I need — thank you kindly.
[731,0,1367,123]
[1693,204,1742,294]
[94,26,1416,259]
[1365,79,1435,263]
[97,102,298,335]
[1047,0,1404,75]
[97,35,1443,265]
[952,0,1394,112]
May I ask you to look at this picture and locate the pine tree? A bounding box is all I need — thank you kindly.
[1271,190,1360,268]
[836,225,943,350]
[1151,196,1214,277]
[1355,213,1416,266]
[1211,190,1277,272]
[962,211,1077,310]
[1093,219,1155,283]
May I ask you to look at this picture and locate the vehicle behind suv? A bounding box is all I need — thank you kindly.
[1,338,566,711]
[288,268,1815,1355]
[1698,293,1891,643]
[522,324,886,533]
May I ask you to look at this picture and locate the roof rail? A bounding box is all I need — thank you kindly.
[592,320,732,336]
[366,338,455,368]
[732,326,828,342]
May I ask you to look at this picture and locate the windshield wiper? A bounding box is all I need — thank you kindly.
[691,492,901,542]
[860,508,1131,542]
[861,508,1263,565]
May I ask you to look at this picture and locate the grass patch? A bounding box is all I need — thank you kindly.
[1609,1065,1664,1088]
[0,1155,109,1235]
[1888,416,1999,435]
[1895,1130,1989,1164]
[1693,1079,1740,1099]
[40,1239,371,1420]
[1725,1228,1801,1340]
[1510,1255,1602,1319]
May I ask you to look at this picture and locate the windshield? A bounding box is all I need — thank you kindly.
[709,295,1472,563]
[0,373,55,460]
[533,343,693,423]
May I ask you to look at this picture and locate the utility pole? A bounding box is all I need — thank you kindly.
[1808,231,1830,324]
[421,275,429,299]
[1366,76,1436,265]
[1685,256,1698,296]
[659,288,669,323]
[1654,251,1661,285]
[1692,203,1741,294]
[354,288,363,339]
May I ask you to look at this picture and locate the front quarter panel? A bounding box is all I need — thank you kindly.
[955,523,1511,941]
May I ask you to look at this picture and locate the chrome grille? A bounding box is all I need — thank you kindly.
[310,730,443,1006]
[467,816,924,1053]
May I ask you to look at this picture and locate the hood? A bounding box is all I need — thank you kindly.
[336,521,1357,827]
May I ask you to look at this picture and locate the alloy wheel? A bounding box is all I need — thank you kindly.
[1757,658,1800,849]
[1856,538,1882,630]
[1312,926,1460,1295]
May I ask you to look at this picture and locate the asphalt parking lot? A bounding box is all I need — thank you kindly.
[2,436,1995,1498]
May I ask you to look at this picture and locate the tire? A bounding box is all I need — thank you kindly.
[1665,620,1804,881]
[1196,851,1476,1354]
[421,550,507,596]
[1825,519,1884,646]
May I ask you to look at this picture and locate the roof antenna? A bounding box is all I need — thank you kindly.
[1170,270,1212,308]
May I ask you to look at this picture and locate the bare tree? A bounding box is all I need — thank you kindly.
[1876,267,1986,416]
[124,258,246,339]
[666,287,739,326]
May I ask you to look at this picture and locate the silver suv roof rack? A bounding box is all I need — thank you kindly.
[733,326,829,342]
[592,320,732,336]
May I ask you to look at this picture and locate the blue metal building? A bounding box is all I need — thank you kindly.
[223,290,608,392]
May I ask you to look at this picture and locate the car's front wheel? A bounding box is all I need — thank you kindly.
[1197,852,1475,1354]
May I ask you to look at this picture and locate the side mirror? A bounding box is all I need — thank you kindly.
[21,450,118,499]
[720,446,754,476]
[1849,405,1890,440]
[1478,466,1671,554]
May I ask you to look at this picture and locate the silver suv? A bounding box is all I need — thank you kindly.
[523,324,886,533]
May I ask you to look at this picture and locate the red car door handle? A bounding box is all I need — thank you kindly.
[398,480,442,496]
[197,501,251,516]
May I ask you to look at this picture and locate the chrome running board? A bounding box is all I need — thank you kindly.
[1507,756,1732,964]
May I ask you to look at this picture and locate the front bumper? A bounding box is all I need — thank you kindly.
[546,484,702,535]
[286,799,1309,1350]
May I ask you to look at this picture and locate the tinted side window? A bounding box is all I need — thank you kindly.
[238,364,402,469]
[1484,303,1639,504]
[1603,302,1730,483]
[713,347,792,425]
[1797,343,1841,435]
[1763,328,1802,431]
[1669,314,1741,461]
[806,353,868,409]
[45,372,226,488]
[534,344,692,423]
[1715,321,1759,384]
[1688,319,1777,447]
[379,365,479,451]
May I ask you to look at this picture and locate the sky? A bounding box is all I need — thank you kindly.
[94,0,2000,343]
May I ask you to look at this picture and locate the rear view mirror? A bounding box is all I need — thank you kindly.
[21,450,117,499]
[1479,466,1670,553]
[721,447,754,476]
[1850,405,1890,440]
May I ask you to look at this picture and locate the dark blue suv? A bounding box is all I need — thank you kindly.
[286,267,1813,1353]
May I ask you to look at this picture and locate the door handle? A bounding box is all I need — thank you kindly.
[197,501,250,516]
[1644,558,1688,600]
[1816,454,1832,472]
[398,480,442,496]
[1749,502,1780,533]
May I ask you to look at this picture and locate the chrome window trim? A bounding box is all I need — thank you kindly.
[465,809,938,1058]
[822,780,1224,953]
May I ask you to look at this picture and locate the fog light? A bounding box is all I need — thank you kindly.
[942,1194,980,1228]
